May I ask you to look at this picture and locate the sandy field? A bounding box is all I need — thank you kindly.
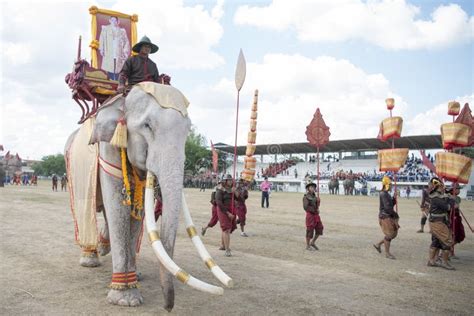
[1,180,473,315]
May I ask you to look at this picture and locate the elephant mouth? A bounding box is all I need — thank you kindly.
[144,171,232,295]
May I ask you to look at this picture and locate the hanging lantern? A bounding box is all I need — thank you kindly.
[448,101,460,116]
[436,152,472,184]
[441,122,471,149]
[378,148,409,172]
[379,117,403,141]
[385,98,395,110]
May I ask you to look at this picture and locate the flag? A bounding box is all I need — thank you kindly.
[210,140,218,174]
[420,150,436,174]
[455,103,474,146]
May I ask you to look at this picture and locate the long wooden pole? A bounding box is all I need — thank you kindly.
[231,91,241,212]
[390,108,399,213]
[317,146,320,199]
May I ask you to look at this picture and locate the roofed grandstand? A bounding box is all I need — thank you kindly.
[211,135,474,199]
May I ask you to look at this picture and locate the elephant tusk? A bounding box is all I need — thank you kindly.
[182,192,233,288]
[144,172,224,295]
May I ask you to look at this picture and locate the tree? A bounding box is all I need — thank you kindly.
[460,147,474,159]
[185,127,211,175]
[32,154,66,176]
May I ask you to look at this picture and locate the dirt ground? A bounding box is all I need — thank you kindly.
[1,180,473,315]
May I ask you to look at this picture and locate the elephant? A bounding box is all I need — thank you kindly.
[328,178,339,195]
[65,83,231,311]
[343,178,355,195]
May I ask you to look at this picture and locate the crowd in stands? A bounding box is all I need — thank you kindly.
[261,159,297,178]
[287,153,434,183]
[184,153,435,193]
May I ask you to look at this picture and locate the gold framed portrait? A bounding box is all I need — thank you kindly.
[89,6,138,80]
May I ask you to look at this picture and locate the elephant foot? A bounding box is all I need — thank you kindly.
[79,251,101,267]
[98,242,111,257]
[107,288,143,307]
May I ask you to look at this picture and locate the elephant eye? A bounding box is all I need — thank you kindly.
[144,122,152,131]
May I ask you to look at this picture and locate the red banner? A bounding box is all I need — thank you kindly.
[420,150,436,174]
[211,140,218,174]
[455,103,474,146]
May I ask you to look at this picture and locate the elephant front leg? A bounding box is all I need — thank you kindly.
[99,168,144,307]
[128,207,145,281]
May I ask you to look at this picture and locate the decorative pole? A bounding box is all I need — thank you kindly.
[306,108,330,198]
[387,98,398,211]
[437,102,474,246]
[377,98,408,213]
[242,90,259,182]
[77,36,82,61]
[232,49,246,211]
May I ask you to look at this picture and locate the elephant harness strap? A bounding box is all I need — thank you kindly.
[98,149,145,221]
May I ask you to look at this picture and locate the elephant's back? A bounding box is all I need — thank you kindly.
[129,82,190,117]
[64,129,80,155]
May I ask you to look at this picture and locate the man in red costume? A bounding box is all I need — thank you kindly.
[303,181,323,251]
[235,178,249,237]
[216,174,236,257]
[201,180,222,236]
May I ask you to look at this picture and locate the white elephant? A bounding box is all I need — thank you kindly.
[65,83,231,311]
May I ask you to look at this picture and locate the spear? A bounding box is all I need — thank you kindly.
[231,49,246,211]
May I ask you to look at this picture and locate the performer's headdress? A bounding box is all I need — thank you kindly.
[429,177,444,192]
[222,174,233,181]
[381,176,391,191]
[305,180,317,190]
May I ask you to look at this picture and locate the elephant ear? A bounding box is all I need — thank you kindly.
[89,97,125,144]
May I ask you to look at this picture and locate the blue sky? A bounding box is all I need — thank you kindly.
[0,0,473,160]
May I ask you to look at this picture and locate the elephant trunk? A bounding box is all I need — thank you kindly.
[157,165,181,311]
[152,147,184,311]
[144,148,223,310]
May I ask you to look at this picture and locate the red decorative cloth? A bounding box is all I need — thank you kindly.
[154,199,163,221]
[207,205,219,228]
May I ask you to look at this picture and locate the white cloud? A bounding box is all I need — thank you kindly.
[405,94,474,135]
[3,43,33,66]
[0,96,79,160]
[108,0,225,70]
[234,0,474,50]
[188,53,407,146]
